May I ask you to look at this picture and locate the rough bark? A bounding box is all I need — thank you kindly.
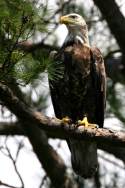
[0,122,24,135]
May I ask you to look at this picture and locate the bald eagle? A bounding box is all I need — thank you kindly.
[49,13,106,178]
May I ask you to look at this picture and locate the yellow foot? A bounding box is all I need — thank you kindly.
[77,116,98,128]
[61,116,72,124]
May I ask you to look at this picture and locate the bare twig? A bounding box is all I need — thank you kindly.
[0,180,21,188]
[39,174,48,188]
[99,153,125,170]
[4,140,25,188]
[15,140,24,162]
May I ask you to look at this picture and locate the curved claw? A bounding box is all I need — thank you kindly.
[77,116,98,128]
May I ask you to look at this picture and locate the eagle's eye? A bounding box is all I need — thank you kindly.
[69,15,77,19]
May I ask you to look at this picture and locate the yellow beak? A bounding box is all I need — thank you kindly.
[60,16,73,25]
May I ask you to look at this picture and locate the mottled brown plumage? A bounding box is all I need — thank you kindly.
[49,13,106,178]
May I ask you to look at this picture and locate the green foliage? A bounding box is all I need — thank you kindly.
[47,60,64,83]
[14,54,49,84]
[0,0,48,40]
[0,0,86,86]
[0,0,52,84]
[13,52,64,85]
[0,0,54,113]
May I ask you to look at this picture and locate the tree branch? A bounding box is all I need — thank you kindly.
[1,82,125,187]
[4,140,24,188]
[1,121,125,163]
[0,121,24,135]
[16,41,56,54]
[0,180,21,188]
[0,83,125,147]
[0,83,78,188]
[93,0,125,54]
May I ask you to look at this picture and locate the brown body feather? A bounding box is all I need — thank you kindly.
[49,42,106,178]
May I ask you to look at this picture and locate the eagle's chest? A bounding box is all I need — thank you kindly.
[60,60,96,121]
[63,57,93,95]
[64,66,89,97]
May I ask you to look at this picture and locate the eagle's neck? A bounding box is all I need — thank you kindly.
[64,27,90,46]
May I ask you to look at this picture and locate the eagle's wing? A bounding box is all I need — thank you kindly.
[90,47,106,127]
[49,49,65,118]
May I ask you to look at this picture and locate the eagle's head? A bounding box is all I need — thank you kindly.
[60,13,86,27]
[60,13,89,45]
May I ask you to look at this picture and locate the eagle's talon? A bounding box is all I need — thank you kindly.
[77,116,98,128]
[61,116,72,124]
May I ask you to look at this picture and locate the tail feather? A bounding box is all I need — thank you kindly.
[67,139,98,178]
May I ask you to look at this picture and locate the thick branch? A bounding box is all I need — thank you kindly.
[0,84,78,188]
[1,121,125,163]
[22,117,125,148]
[1,82,125,187]
[17,41,56,54]
[0,122,24,135]
[0,83,125,148]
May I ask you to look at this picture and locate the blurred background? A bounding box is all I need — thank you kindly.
[0,0,125,187]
